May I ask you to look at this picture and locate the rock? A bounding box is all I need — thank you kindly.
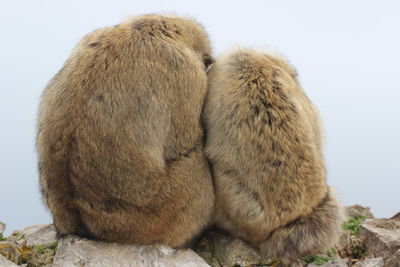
[29,242,57,267]
[346,205,374,219]
[337,229,366,259]
[353,257,384,267]
[53,235,210,267]
[193,230,273,267]
[360,218,400,260]
[6,230,25,245]
[0,221,5,236]
[0,241,33,265]
[21,224,57,246]
[0,254,19,267]
[307,258,349,267]
[385,249,400,267]
[392,213,400,221]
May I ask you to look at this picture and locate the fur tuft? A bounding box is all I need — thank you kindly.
[259,188,345,260]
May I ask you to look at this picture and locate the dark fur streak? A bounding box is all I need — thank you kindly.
[161,29,173,38]
[89,42,99,47]
[265,109,274,126]
[164,145,199,165]
[253,105,260,116]
[271,160,282,167]
[223,169,239,176]
[261,99,272,109]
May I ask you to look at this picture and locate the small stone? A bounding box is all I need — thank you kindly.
[193,230,272,267]
[0,221,5,235]
[22,224,57,246]
[53,235,211,267]
[346,205,374,219]
[353,257,384,267]
[307,258,349,267]
[360,218,400,260]
[0,254,19,267]
[210,232,265,266]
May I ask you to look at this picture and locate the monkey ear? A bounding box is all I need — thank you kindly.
[203,54,215,73]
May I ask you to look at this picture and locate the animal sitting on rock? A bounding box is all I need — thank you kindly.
[36,14,215,247]
[203,48,344,260]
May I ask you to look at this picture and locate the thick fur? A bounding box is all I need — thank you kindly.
[37,14,215,247]
[203,48,344,259]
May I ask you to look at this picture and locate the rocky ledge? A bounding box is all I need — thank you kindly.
[0,205,399,267]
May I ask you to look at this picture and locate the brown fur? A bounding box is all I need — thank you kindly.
[36,14,215,247]
[203,48,344,260]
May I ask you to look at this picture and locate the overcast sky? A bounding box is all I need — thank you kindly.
[1,0,399,235]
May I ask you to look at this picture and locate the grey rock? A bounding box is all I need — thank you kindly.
[360,218,400,260]
[0,221,5,235]
[21,224,57,246]
[210,232,265,266]
[53,235,211,267]
[0,254,19,267]
[385,249,400,267]
[353,257,384,267]
[307,258,349,267]
[392,213,400,221]
[346,205,374,219]
[193,230,273,267]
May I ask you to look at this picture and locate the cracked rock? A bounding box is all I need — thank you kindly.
[307,258,349,267]
[353,257,383,267]
[53,235,211,267]
[360,217,400,260]
[22,224,57,246]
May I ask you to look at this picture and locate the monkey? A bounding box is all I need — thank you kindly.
[203,48,344,260]
[36,14,215,248]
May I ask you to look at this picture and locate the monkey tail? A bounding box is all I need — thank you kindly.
[259,188,344,260]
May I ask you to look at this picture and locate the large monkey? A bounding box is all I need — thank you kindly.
[37,14,215,247]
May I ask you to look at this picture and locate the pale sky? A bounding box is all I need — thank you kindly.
[1,0,399,235]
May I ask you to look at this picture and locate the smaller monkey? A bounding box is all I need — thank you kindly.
[203,48,344,260]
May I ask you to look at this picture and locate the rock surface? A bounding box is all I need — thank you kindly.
[360,216,400,260]
[53,235,211,267]
[385,249,400,267]
[307,258,349,267]
[193,230,273,267]
[0,254,19,267]
[0,221,5,235]
[21,224,57,246]
[346,205,374,219]
[353,257,384,267]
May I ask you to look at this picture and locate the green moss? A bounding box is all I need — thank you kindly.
[302,254,334,266]
[326,248,337,257]
[342,216,366,236]
[35,245,46,254]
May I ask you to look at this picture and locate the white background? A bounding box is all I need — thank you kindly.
[1,0,399,234]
